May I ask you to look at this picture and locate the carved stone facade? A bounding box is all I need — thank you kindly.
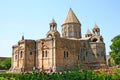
[10,8,106,72]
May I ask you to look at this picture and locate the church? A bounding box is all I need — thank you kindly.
[10,8,106,72]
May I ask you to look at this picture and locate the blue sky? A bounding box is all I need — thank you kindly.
[0,0,120,57]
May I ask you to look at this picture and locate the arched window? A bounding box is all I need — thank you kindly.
[65,32,68,37]
[45,50,48,57]
[92,38,98,42]
[64,51,68,58]
[66,51,68,57]
[64,51,66,58]
[15,55,17,60]
[66,32,68,37]
[43,50,48,57]
[69,32,72,37]
[50,26,54,30]
[74,32,77,37]
[65,32,66,36]
[20,51,23,58]
[47,34,52,38]
[30,52,32,55]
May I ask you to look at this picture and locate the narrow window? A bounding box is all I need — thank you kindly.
[51,26,53,30]
[64,51,68,58]
[104,55,106,61]
[74,32,77,37]
[69,32,72,37]
[30,52,32,55]
[66,32,68,37]
[20,51,23,58]
[65,32,67,37]
[66,51,68,57]
[45,50,47,57]
[86,52,88,57]
[43,51,44,57]
[83,56,85,61]
[78,55,79,60]
[15,55,17,60]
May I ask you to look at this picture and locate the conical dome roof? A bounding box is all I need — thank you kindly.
[85,29,92,35]
[62,8,81,25]
[93,23,99,29]
[92,23,100,32]
[50,18,57,26]
[85,29,92,37]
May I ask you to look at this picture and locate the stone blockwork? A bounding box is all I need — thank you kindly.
[10,39,36,72]
[10,8,106,72]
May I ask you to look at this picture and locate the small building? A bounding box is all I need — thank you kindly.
[10,8,106,72]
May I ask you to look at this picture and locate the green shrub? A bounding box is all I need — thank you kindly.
[0,68,120,80]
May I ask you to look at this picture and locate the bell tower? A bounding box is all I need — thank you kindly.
[46,19,60,38]
[61,8,81,39]
[49,19,57,31]
[91,24,103,42]
[92,24,100,36]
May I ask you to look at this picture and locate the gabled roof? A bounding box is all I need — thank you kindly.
[62,8,81,25]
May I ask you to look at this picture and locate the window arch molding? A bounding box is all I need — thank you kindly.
[20,51,23,58]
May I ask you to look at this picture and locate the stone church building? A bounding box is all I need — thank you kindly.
[10,8,106,72]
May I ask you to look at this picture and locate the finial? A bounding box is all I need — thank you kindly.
[22,33,24,40]
[22,35,24,40]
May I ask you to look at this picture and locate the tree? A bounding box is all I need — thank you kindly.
[2,58,11,69]
[0,59,3,69]
[110,34,120,65]
[0,58,11,70]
